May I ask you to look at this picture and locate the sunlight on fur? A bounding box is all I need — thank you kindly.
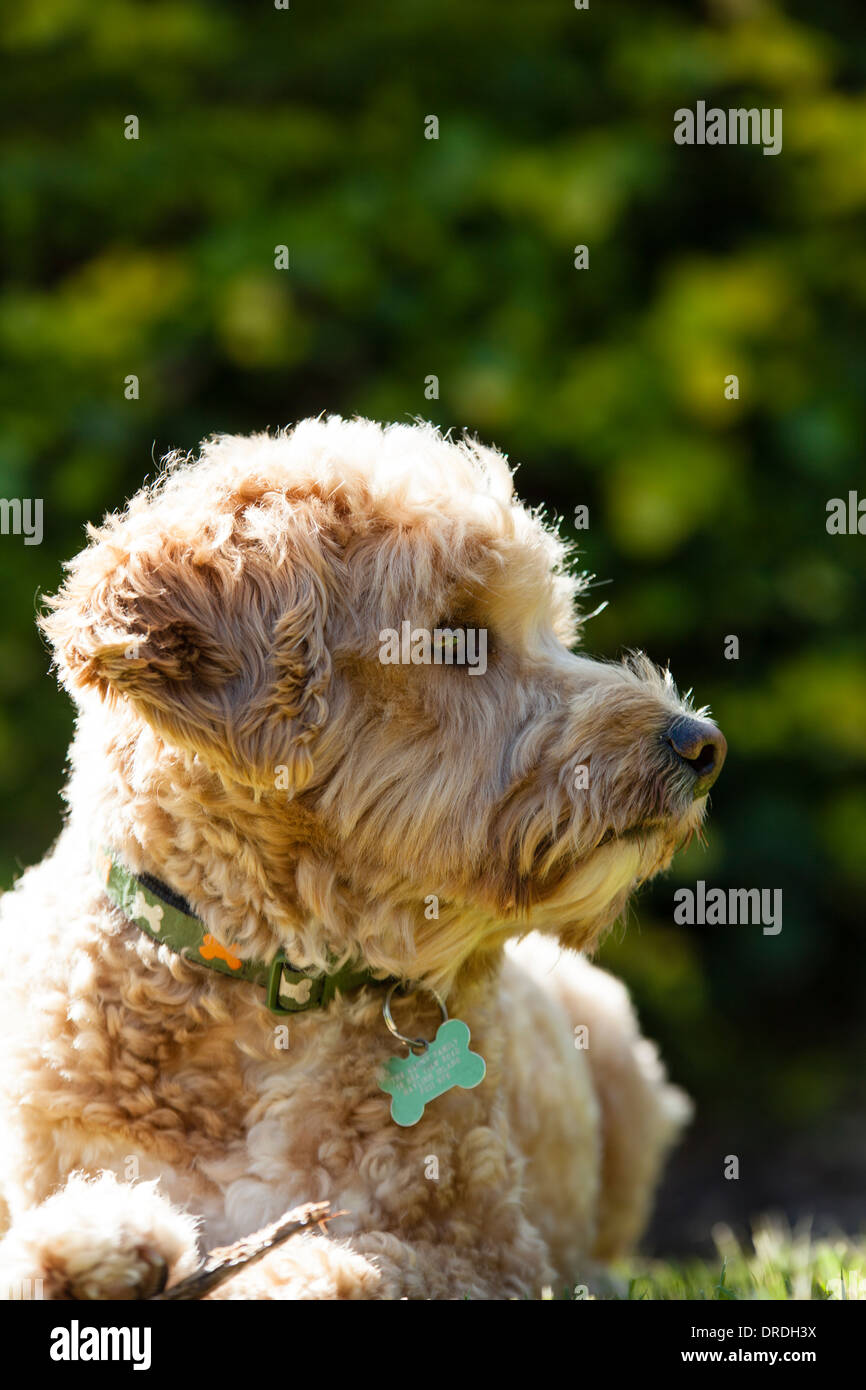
[0,417,724,1299]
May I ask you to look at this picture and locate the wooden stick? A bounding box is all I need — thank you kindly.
[151,1200,335,1300]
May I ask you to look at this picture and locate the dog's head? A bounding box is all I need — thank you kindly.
[43,417,724,986]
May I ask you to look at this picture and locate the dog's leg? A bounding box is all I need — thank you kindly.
[559,958,692,1260]
[0,1171,200,1300]
[211,1227,549,1300]
[506,935,692,1261]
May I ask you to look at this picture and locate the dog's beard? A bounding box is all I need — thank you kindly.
[492,789,706,953]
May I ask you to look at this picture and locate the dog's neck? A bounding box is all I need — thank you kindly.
[65,703,508,999]
[96,844,389,1016]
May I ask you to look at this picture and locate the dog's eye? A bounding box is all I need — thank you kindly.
[432,627,462,654]
[429,623,490,674]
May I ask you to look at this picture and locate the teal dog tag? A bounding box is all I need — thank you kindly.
[378,1018,486,1127]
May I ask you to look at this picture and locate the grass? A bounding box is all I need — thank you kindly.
[545,1220,866,1300]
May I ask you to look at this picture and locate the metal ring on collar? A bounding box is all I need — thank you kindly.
[383,981,448,1054]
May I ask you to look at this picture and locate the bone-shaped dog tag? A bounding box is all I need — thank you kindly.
[378,1018,486,1127]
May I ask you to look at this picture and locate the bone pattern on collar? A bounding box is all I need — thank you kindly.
[94,846,386,1015]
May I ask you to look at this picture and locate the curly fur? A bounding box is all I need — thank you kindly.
[0,416,718,1299]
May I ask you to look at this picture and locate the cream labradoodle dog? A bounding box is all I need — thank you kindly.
[0,417,725,1300]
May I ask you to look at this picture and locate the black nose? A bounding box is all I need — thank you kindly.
[664,716,727,796]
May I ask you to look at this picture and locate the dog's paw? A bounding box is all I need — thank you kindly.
[58,1246,171,1302]
[208,1231,385,1300]
[0,1171,199,1300]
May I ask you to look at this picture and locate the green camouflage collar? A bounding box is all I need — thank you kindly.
[95,847,381,1015]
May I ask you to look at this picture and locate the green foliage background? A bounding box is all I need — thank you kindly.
[1,0,864,1249]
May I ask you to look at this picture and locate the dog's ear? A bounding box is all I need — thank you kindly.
[40,521,331,793]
